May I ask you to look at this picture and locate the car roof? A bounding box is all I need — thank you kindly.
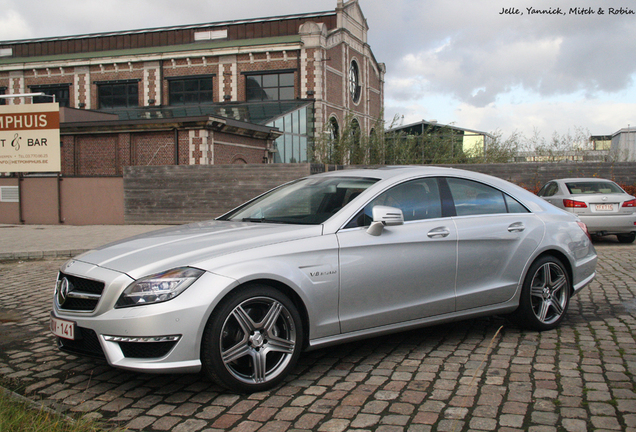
[316,165,460,181]
[314,165,531,193]
[556,178,616,183]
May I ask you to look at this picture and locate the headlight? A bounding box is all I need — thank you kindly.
[116,267,204,308]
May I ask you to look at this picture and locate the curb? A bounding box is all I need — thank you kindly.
[0,385,75,423]
[0,249,89,262]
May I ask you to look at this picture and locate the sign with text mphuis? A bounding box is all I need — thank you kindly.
[0,103,61,172]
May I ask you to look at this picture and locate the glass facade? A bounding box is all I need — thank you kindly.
[267,105,312,163]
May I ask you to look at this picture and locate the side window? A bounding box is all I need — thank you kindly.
[345,178,442,228]
[538,182,558,197]
[505,195,530,213]
[447,178,509,216]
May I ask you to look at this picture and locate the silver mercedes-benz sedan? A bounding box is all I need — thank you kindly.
[51,166,597,392]
[537,178,636,243]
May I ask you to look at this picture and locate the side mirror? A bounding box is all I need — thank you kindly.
[366,205,404,236]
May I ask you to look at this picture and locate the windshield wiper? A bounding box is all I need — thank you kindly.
[241,217,286,224]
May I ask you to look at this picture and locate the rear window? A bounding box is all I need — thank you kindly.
[566,181,623,195]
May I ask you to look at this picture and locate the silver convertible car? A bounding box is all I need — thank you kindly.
[537,178,636,243]
[51,167,597,392]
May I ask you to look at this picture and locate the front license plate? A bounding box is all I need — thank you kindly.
[595,204,614,211]
[50,315,75,340]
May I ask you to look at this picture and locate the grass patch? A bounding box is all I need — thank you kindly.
[0,389,121,432]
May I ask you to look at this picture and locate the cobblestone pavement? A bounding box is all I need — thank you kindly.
[1,240,635,432]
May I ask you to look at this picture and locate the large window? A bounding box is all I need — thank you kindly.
[31,84,70,107]
[268,105,312,163]
[246,71,295,101]
[97,81,139,109]
[168,76,214,105]
[0,87,5,105]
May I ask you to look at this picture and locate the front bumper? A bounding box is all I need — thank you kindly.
[52,264,237,374]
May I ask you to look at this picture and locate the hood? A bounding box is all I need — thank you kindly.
[74,220,323,279]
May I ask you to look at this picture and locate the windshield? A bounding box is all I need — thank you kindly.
[566,181,624,195]
[220,176,379,225]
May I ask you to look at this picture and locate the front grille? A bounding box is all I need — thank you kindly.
[57,272,105,312]
[57,327,105,359]
[61,273,104,294]
[119,341,177,359]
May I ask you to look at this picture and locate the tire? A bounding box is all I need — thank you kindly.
[617,233,636,244]
[511,256,571,331]
[201,284,303,393]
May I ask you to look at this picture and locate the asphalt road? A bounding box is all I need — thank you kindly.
[1,236,635,432]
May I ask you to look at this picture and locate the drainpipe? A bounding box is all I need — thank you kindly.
[174,128,179,165]
[57,173,64,223]
[18,174,24,224]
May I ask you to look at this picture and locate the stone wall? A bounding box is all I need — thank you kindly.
[124,162,636,225]
[439,162,636,192]
[124,163,317,224]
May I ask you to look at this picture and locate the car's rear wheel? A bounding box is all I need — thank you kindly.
[201,284,303,392]
[512,256,570,331]
[617,233,636,244]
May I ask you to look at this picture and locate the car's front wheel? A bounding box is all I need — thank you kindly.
[512,256,570,331]
[201,284,303,392]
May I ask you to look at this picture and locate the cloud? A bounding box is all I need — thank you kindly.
[455,99,636,137]
[1,0,634,139]
[379,0,636,111]
[0,10,32,40]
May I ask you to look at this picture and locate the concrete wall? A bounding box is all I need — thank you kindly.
[60,177,125,225]
[0,178,20,224]
[0,176,124,225]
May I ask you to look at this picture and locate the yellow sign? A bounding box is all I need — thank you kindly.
[0,103,61,172]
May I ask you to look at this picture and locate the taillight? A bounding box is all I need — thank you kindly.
[577,221,591,240]
[622,199,636,208]
[564,199,587,208]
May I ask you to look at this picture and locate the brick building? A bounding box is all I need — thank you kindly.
[0,0,384,175]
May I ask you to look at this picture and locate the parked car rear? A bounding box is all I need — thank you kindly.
[537,178,636,243]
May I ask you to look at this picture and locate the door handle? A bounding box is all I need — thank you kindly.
[508,222,525,232]
[427,227,451,238]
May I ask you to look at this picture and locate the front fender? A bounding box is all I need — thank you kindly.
[195,234,341,341]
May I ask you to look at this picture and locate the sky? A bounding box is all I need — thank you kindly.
[1,0,634,141]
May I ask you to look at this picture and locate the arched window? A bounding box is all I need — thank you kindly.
[350,118,363,164]
[328,117,340,141]
[326,117,339,163]
[349,60,361,104]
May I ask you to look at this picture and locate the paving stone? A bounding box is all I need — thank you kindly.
[0,243,635,432]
